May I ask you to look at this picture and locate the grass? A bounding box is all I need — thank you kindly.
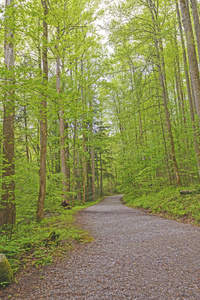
[123,186,200,224]
[0,197,102,285]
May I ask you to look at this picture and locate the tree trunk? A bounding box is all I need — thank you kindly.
[86,153,92,200]
[159,39,182,186]
[56,27,69,203]
[81,60,86,205]
[76,150,82,202]
[72,119,77,207]
[179,0,200,118]
[91,148,95,201]
[36,0,48,222]
[0,0,16,227]
[100,151,103,196]
[24,105,29,162]
[148,1,182,186]
[60,109,68,201]
[176,0,200,178]
[82,123,86,204]
[65,122,70,198]
[88,100,95,201]
[190,0,200,63]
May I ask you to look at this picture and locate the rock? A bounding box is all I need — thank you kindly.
[0,254,13,284]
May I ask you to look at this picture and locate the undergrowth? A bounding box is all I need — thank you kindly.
[123,186,200,224]
[0,198,102,285]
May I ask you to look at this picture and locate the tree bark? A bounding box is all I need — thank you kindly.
[153,69,172,185]
[0,0,16,227]
[56,27,69,203]
[176,0,200,178]
[91,149,95,200]
[190,0,200,63]
[148,1,182,186]
[86,153,92,200]
[179,0,200,118]
[36,0,48,221]
[100,151,103,196]
[65,122,70,197]
[81,60,86,205]
[89,100,95,201]
[24,105,29,162]
[159,40,182,186]
[76,149,82,202]
[72,119,77,207]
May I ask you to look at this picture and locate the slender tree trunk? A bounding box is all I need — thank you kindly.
[89,102,95,200]
[110,148,113,194]
[56,28,69,203]
[174,30,190,184]
[174,30,186,123]
[155,81,172,184]
[0,0,15,227]
[24,105,29,162]
[148,1,182,186]
[100,151,103,196]
[81,60,86,205]
[72,119,77,207]
[65,122,70,197]
[60,110,68,201]
[86,121,92,200]
[82,122,86,204]
[86,152,92,200]
[179,0,200,118]
[36,0,48,221]
[159,40,182,186]
[190,0,200,63]
[91,148,95,200]
[76,150,82,202]
[176,1,200,178]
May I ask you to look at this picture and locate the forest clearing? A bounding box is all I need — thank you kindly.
[1,0,200,298]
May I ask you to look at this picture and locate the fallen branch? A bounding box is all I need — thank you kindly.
[180,190,198,195]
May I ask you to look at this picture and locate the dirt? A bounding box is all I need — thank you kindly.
[1,195,200,299]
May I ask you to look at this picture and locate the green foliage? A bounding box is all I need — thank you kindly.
[0,198,101,275]
[124,187,200,224]
[2,0,200,286]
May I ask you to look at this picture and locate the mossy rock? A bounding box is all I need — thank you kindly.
[0,254,13,284]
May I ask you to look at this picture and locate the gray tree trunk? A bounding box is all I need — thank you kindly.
[36,0,48,221]
[56,28,69,203]
[0,0,16,227]
[179,0,200,118]
[176,0,200,178]
[190,0,200,63]
[81,60,86,205]
[148,0,182,186]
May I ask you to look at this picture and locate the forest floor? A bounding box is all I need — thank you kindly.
[1,195,200,299]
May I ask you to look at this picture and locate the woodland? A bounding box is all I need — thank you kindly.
[1,0,200,282]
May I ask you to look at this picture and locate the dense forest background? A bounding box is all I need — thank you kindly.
[1,0,200,275]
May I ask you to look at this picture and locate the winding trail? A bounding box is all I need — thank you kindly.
[1,195,200,299]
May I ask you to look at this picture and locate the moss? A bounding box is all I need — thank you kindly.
[0,254,13,284]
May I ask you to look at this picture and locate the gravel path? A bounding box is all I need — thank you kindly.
[1,195,200,299]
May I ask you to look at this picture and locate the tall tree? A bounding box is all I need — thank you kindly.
[147,0,182,187]
[56,27,69,204]
[179,0,200,119]
[190,0,200,63]
[176,0,200,178]
[36,0,48,221]
[0,0,16,227]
